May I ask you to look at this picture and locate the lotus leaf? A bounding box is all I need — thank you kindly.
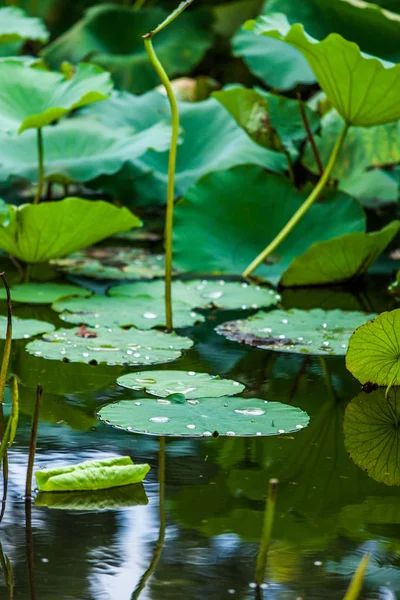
[0,315,54,340]
[389,271,400,296]
[116,370,245,399]
[0,61,113,134]
[42,4,213,94]
[35,483,148,510]
[0,6,49,44]
[280,221,400,287]
[35,456,150,492]
[346,309,400,387]
[344,388,400,486]
[0,283,91,304]
[339,170,398,208]
[217,308,376,355]
[173,166,365,283]
[244,13,400,126]
[0,198,140,263]
[109,279,281,310]
[52,294,204,330]
[25,325,193,366]
[98,395,310,437]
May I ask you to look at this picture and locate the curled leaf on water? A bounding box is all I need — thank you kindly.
[35,483,148,510]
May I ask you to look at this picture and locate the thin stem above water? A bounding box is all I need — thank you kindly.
[33,128,44,206]
[25,385,43,500]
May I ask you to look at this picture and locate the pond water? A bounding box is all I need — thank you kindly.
[0,275,399,600]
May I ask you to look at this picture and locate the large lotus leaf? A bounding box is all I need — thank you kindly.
[52,294,204,330]
[217,308,375,355]
[0,61,112,134]
[346,309,400,387]
[344,388,400,486]
[244,14,400,126]
[0,118,171,185]
[173,166,366,283]
[0,198,140,263]
[0,282,91,304]
[51,247,166,281]
[42,4,213,94]
[0,6,49,44]
[281,221,400,287]
[83,91,287,202]
[339,170,398,208]
[35,483,148,510]
[98,395,310,437]
[25,325,193,366]
[0,315,54,339]
[109,279,281,311]
[36,456,150,492]
[116,370,245,399]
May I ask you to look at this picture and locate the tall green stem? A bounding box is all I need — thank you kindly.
[242,123,349,278]
[25,384,42,499]
[255,478,278,585]
[0,273,12,406]
[343,554,370,600]
[33,128,44,206]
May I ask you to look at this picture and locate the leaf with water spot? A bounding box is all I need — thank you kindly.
[117,370,245,399]
[0,315,54,340]
[0,6,49,44]
[98,395,309,437]
[217,308,375,355]
[0,283,91,304]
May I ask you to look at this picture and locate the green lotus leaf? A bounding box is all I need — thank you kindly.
[0,61,112,134]
[0,6,49,44]
[244,13,400,126]
[51,247,166,281]
[35,483,148,510]
[52,294,204,330]
[0,282,91,304]
[344,388,400,486]
[25,325,193,366]
[0,198,140,263]
[173,165,365,283]
[280,221,400,287]
[98,395,310,437]
[42,4,213,94]
[217,308,375,355]
[0,118,171,185]
[389,271,400,296]
[35,456,150,492]
[0,315,54,340]
[346,309,400,386]
[339,170,398,208]
[109,279,281,311]
[116,370,245,399]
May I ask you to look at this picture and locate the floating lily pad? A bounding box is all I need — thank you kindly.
[0,282,91,304]
[344,388,400,486]
[281,221,400,287]
[116,370,245,399]
[217,308,375,355]
[25,325,193,366]
[0,6,49,44]
[0,315,55,340]
[0,198,140,263]
[35,483,148,510]
[98,395,309,437]
[51,247,166,281]
[0,61,112,134]
[346,309,400,387]
[109,279,281,310]
[52,294,203,330]
[36,456,150,492]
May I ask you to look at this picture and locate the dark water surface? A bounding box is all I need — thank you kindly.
[0,278,399,600]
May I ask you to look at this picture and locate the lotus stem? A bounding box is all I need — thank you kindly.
[255,478,278,586]
[0,273,12,405]
[33,128,44,205]
[242,122,349,278]
[25,384,43,499]
[133,0,147,8]
[297,92,323,176]
[343,554,370,600]
[283,147,295,185]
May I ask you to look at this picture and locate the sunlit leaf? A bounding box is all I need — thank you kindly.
[0,6,49,44]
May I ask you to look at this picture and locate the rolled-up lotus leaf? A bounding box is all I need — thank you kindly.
[35,482,148,510]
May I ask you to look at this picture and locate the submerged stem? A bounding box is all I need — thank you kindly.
[255,478,278,586]
[33,128,44,206]
[25,385,42,499]
[242,122,349,278]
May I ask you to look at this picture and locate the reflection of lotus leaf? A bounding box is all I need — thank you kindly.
[35,482,148,511]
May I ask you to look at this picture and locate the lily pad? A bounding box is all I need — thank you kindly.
[109,279,281,310]
[344,388,400,486]
[0,315,54,340]
[0,61,112,134]
[116,370,245,399]
[173,165,365,283]
[0,283,91,304]
[216,308,376,355]
[346,309,400,387]
[280,221,400,287]
[0,198,140,263]
[0,6,49,44]
[98,395,310,437]
[244,13,400,126]
[35,483,148,510]
[35,456,150,492]
[51,247,166,281]
[25,325,193,366]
